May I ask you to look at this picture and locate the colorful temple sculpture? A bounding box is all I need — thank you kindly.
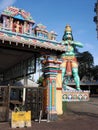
[0,6,90,122]
[1,6,35,34]
[61,25,83,91]
[60,25,90,102]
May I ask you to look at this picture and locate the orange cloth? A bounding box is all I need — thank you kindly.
[66,60,72,75]
[61,56,78,76]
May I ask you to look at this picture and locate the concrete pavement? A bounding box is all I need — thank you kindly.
[0,97,98,130]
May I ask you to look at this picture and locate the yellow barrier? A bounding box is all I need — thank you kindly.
[11,111,31,128]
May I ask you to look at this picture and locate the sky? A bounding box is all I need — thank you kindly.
[0,0,98,65]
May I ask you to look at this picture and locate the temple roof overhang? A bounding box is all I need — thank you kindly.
[0,29,65,53]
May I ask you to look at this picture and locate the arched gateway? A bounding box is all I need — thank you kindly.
[0,7,89,122]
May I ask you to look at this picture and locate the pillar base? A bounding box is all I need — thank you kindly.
[48,112,58,121]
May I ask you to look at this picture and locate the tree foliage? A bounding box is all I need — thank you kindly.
[37,75,43,86]
[91,65,98,80]
[77,51,94,80]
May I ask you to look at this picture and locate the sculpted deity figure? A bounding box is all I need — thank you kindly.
[24,21,30,33]
[15,21,20,33]
[61,25,83,90]
[5,18,10,28]
[10,18,13,31]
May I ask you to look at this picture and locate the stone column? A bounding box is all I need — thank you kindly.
[42,56,62,120]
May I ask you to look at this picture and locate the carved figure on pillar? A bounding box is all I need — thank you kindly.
[5,18,10,28]
[15,21,20,33]
[61,25,83,91]
[24,21,30,33]
[12,21,17,32]
[19,23,23,33]
[10,18,13,31]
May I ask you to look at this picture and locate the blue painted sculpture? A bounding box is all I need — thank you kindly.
[61,25,83,90]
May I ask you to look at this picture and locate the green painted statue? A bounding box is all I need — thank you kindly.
[61,25,83,91]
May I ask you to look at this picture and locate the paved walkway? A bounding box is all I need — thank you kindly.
[0,97,98,130]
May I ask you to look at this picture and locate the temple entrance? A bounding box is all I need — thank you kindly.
[0,6,65,122]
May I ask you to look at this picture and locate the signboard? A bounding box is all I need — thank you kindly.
[11,111,31,128]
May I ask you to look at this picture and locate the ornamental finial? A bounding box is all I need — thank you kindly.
[65,24,72,32]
